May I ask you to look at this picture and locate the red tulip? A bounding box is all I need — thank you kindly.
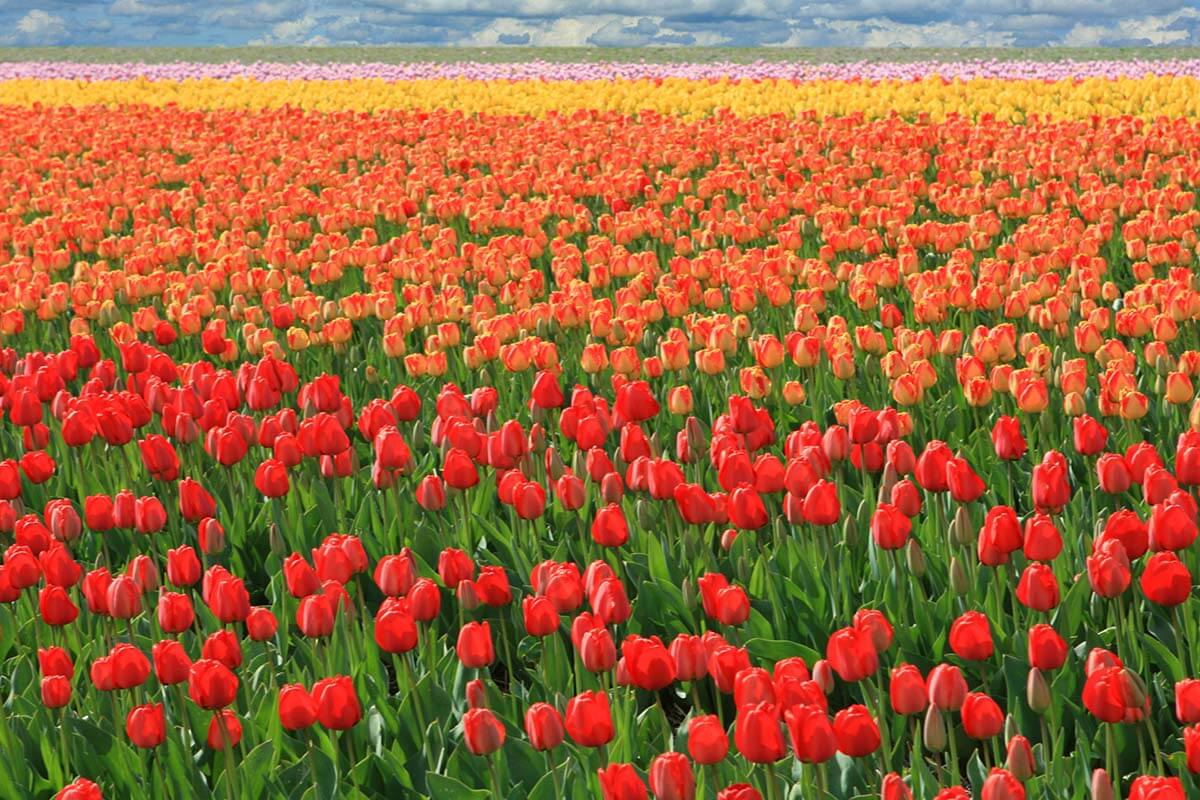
[188,659,238,709]
[1141,552,1191,606]
[312,675,361,730]
[687,714,728,764]
[592,504,630,547]
[949,611,994,661]
[597,763,648,800]
[279,684,318,730]
[126,703,166,749]
[927,664,968,711]
[153,640,191,685]
[456,621,494,669]
[463,708,506,755]
[735,702,785,763]
[565,691,614,747]
[833,704,880,757]
[890,664,928,715]
[1027,624,1068,671]
[524,702,565,751]
[649,752,695,800]
[961,692,1004,739]
[206,710,243,750]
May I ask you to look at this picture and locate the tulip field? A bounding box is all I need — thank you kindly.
[7,54,1200,800]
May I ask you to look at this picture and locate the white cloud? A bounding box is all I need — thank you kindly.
[8,9,68,43]
[1058,7,1199,45]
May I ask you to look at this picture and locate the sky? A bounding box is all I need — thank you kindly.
[3,0,1199,49]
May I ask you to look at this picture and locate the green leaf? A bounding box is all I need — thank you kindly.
[425,772,491,799]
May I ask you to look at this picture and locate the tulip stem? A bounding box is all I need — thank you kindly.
[871,674,893,773]
[1106,723,1120,800]
[761,763,780,800]
[487,754,502,800]
[1172,608,1190,675]
[1143,717,1164,774]
[655,693,673,748]
[217,713,237,800]
[946,713,960,788]
[306,732,320,795]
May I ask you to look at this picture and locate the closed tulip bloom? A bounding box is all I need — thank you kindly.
[278,684,318,730]
[1006,735,1035,781]
[734,667,777,709]
[166,546,201,587]
[1083,666,1146,723]
[871,503,912,549]
[566,691,614,747]
[522,595,559,637]
[881,773,914,800]
[56,778,104,800]
[890,664,928,715]
[153,640,191,686]
[157,591,194,633]
[206,710,243,750]
[592,504,630,547]
[41,675,71,708]
[853,609,894,653]
[622,635,676,691]
[928,664,969,711]
[802,480,841,526]
[946,457,985,504]
[1185,724,1200,773]
[934,789,971,800]
[254,459,289,498]
[105,575,141,619]
[283,554,320,598]
[1087,540,1132,597]
[373,554,416,597]
[649,752,695,800]
[437,548,474,588]
[1141,552,1191,606]
[826,626,879,682]
[245,607,277,642]
[296,594,335,638]
[1031,452,1071,514]
[1176,680,1200,723]
[407,578,441,622]
[717,785,761,800]
[784,704,837,763]
[991,417,1027,461]
[949,611,994,661]
[981,768,1026,800]
[1022,514,1062,561]
[374,604,418,654]
[597,763,648,800]
[1149,501,1198,551]
[591,578,632,626]
[456,621,494,669]
[687,715,728,764]
[580,627,617,673]
[110,643,150,689]
[670,634,708,682]
[188,659,238,709]
[1027,624,1068,671]
[125,703,166,749]
[1016,563,1059,612]
[442,448,479,490]
[39,646,74,678]
[1073,415,1109,456]
[833,704,880,757]
[39,585,78,626]
[524,702,565,751]
[462,708,506,756]
[961,692,1004,739]
[312,675,361,730]
[1127,777,1184,800]
[915,441,952,492]
[736,702,786,763]
[1096,453,1131,494]
[697,573,751,626]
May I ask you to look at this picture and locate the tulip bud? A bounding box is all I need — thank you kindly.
[1006,734,1035,781]
[685,416,704,458]
[545,448,564,482]
[572,449,587,477]
[636,499,654,530]
[950,557,970,595]
[365,366,378,384]
[1026,668,1051,714]
[905,539,926,577]
[953,505,975,546]
[923,705,947,752]
[1091,768,1114,800]
[681,578,695,610]
[720,528,739,552]
[773,517,787,550]
[268,522,285,556]
[843,515,859,549]
[456,581,480,611]
[410,421,424,450]
[648,432,662,459]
